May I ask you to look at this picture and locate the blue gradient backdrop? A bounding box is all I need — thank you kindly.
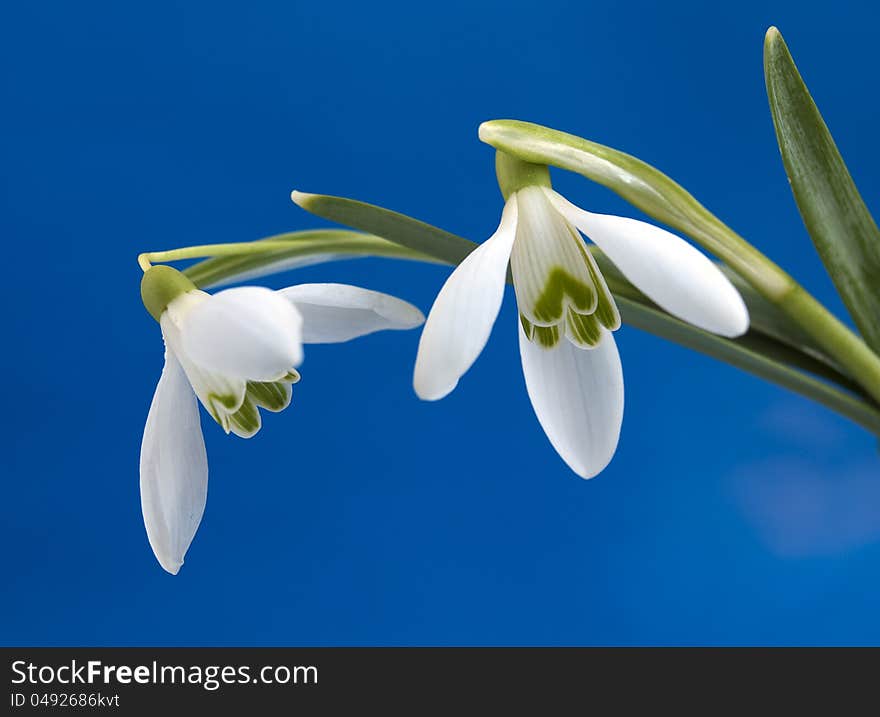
[2,1,879,645]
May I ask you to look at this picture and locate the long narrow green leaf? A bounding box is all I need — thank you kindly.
[615,296,880,436]
[184,230,434,288]
[720,267,845,373]
[764,27,880,354]
[296,190,853,382]
[291,191,477,265]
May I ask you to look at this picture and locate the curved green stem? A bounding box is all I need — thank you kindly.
[139,239,341,271]
[181,230,434,288]
[136,229,433,286]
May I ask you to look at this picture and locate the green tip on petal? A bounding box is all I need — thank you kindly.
[141,265,197,322]
[531,267,597,324]
[520,314,561,348]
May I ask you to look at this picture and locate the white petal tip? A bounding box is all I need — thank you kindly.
[405,309,426,329]
[693,295,750,338]
[720,304,750,339]
[555,447,616,481]
[519,324,623,485]
[281,284,424,343]
[413,374,456,402]
[157,556,183,575]
[386,303,426,331]
[567,459,610,480]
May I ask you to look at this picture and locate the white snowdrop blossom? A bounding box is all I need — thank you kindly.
[140,268,424,574]
[413,184,749,478]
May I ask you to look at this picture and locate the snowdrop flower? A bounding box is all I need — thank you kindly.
[413,168,748,478]
[140,266,424,574]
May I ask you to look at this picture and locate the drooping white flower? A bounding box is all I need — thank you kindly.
[140,268,424,574]
[413,184,748,478]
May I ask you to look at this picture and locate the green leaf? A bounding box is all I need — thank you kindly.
[719,267,844,372]
[764,27,880,354]
[292,191,477,265]
[615,295,880,436]
[292,190,870,400]
[183,229,434,288]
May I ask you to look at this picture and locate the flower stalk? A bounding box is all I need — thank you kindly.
[137,230,432,290]
[138,240,316,272]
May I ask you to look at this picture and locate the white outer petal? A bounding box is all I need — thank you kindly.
[546,189,749,338]
[181,286,304,381]
[413,197,519,400]
[140,346,208,575]
[518,322,624,479]
[278,283,424,343]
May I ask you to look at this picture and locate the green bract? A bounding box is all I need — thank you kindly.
[480,120,779,283]
[182,230,432,289]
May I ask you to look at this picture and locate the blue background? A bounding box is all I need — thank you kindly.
[2,0,879,646]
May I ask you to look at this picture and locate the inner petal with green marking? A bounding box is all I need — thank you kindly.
[510,186,620,349]
[227,369,301,439]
